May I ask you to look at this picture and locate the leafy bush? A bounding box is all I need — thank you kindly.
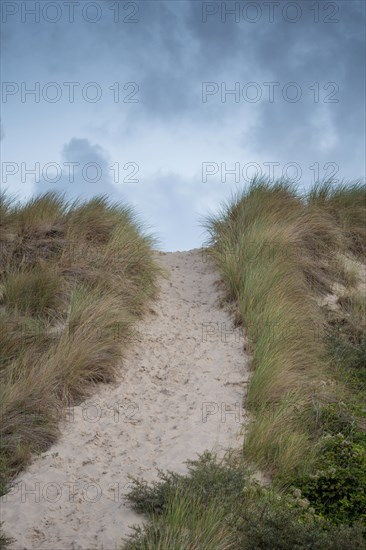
[234,486,366,550]
[315,401,366,442]
[296,434,366,526]
[124,453,366,549]
[126,451,246,516]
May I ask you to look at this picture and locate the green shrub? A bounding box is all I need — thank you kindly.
[234,490,366,549]
[126,451,246,516]
[315,401,366,442]
[296,434,366,526]
[124,453,366,549]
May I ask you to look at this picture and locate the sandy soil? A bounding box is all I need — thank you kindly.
[1,249,249,550]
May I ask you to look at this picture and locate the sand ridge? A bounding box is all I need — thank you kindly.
[1,249,249,549]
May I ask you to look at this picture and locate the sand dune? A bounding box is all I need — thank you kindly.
[1,250,249,549]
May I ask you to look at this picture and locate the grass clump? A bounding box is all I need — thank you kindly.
[0,191,161,495]
[125,492,235,550]
[2,266,65,317]
[308,180,366,257]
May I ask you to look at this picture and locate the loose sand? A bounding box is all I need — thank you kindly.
[1,249,249,549]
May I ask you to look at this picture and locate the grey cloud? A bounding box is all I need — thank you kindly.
[35,138,120,199]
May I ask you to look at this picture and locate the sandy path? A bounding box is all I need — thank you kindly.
[1,250,249,550]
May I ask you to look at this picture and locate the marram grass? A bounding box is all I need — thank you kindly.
[0,191,161,493]
[203,178,366,482]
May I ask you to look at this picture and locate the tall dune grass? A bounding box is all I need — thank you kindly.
[204,179,366,481]
[308,180,366,256]
[0,191,161,493]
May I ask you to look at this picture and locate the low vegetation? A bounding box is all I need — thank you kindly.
[123,452,365,549]
[0,191,161,495]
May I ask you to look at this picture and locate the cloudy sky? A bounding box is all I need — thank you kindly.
[1,0,365,250]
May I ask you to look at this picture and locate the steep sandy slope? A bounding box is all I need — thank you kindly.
[1,249,249,549]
